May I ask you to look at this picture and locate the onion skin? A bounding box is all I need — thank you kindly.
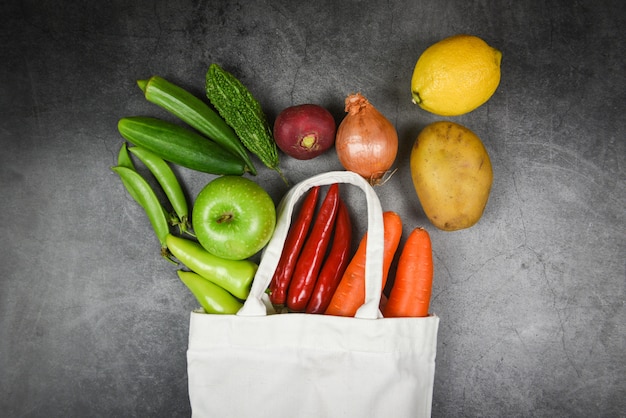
[273,104,337,160]
[335,93,398,184]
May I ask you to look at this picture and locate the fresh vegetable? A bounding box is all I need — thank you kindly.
[324,211,402,317]
[166,234,257,300]
[205,63,286,183]
[111,166,171,258]
[383,227,433,317]
[128,146,190,233]
[335,93,398,185]
[117,142,136,170]
[137,75,257,175]
[177,270,243,314]
[410,121,493,231]
[116,142,143,205]
[286,184,340,312]
[117,143,182,230]
[273,104,336,160]
[268,186,320,306]
[305,199,352,314]
[192,176,276,261]
[118,116,247,175]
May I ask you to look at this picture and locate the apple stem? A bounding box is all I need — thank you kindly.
[217,213,233,224]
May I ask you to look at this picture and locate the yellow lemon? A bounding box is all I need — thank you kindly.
[411,34,502,116]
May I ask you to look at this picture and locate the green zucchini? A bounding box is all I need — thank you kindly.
[137,76,257,175]
[117,116,246,175]
[205,63,287,183]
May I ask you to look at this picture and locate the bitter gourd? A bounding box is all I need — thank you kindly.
[205,63,287,183]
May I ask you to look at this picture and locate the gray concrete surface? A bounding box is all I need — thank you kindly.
[1,0,624,416]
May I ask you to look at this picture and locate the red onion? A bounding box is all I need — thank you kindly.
[273,104,336,160]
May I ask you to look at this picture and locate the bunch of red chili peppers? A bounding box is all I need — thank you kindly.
[268,184,353,313]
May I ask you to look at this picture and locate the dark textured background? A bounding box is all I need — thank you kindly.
[1,0,625,416]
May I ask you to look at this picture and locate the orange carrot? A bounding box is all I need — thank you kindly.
[324,211,402,317]
[383,227,433,317]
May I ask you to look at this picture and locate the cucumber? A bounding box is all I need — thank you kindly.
[117,116,246,175]
[205,63,287,183]
[137,76,257,175]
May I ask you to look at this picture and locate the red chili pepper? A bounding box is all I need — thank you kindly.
[286,183,340,312]
[305,199,352,314]
[268,186,320,306]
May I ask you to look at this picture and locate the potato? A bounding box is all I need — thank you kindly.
[410,121,493,231]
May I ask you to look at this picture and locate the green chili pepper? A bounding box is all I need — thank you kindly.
[177,270,243,314]
[166,234,257,300]
[128,146,190,233]
[111,166,171,258]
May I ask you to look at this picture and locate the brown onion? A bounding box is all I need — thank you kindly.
[335,93,398,185]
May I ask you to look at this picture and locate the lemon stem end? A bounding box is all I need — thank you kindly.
[411,91,422,105]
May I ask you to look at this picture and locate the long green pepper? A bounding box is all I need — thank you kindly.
[166,234,257,300]
[205,63,287,183]
[177,270,243,314]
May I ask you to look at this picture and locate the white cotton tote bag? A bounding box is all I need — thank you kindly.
[187,171,439,418]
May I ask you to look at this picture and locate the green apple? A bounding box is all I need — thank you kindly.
[192,176,276,261]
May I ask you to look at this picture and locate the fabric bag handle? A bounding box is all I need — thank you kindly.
[238,171,385,319]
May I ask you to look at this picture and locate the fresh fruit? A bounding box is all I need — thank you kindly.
[410,34,502,116]
[410,121,493,231]
[273,104,336,160]
[192,176,276,261]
